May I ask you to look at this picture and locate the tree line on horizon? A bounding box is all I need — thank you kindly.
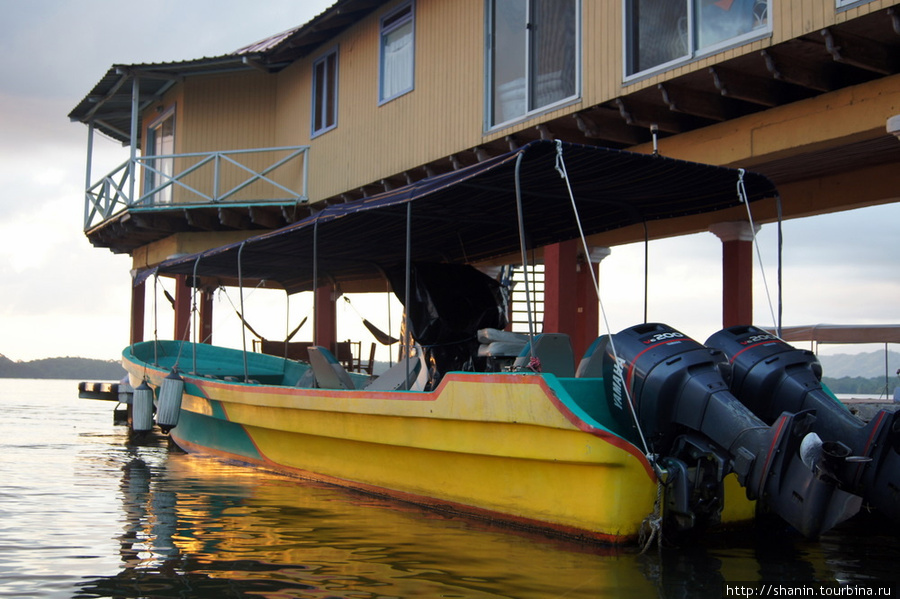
[0,354,126,380]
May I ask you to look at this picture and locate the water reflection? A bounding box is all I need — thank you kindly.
[69,432,899,599]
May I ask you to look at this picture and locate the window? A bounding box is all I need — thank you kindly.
[380,2,415,103]
[312,48,338,136]
[625,0,769,78]
[145,109,175,204]
[836,0,875,8]
[486,0,580,128]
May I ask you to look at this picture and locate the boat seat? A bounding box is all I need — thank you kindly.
[476,328,528,357]
[512,333,576,377]
[576,336,609,378]
[307,346,356,390]
[365,355,422,391]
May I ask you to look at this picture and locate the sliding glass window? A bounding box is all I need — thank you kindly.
[625,0,769,79]
[380,1,415,103]
[311,48,339,137]
[487,0,580,129]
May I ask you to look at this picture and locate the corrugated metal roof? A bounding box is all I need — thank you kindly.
[69,0,389,144]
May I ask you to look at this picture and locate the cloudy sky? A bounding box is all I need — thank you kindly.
[0,1,897,364]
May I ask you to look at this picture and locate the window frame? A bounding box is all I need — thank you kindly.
[144,106,176,205]
[311,47,339,138]
[623,0,772,83]
[484,0,582,131]
[379,1,416,105]
[835,0,875,9]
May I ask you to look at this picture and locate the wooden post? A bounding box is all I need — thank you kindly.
[173,274,191,341]
[710,222,759,328]
[199,289,214,344]
[542,240,605,360]
[130,280,145,345]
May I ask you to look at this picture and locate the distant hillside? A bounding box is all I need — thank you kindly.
[817,350,900,379]
[0,354,125,381]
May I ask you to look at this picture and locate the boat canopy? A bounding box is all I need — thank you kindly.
[141,140,778,293]
[770,324,900,344]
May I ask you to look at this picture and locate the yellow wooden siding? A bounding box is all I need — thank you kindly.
[151,0,893,204]
[271,0,487,201]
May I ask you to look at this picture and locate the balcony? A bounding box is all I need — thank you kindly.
[84,146,310,253]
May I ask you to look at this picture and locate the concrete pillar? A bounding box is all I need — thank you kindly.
[709,221,759,329]
[542,240,609,360]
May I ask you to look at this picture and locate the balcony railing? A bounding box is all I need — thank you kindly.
[84,146,309,231]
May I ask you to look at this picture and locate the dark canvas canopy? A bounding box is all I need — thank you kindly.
[143,140,778,293]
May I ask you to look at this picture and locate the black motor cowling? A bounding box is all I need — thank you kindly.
[706,325,900,524]
[602,323,861,538]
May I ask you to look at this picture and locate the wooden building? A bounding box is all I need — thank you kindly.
[69,0,900,359]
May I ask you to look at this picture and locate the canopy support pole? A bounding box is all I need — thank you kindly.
[404,202,412,389]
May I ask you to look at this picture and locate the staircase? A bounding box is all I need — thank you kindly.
[507,264,544,334]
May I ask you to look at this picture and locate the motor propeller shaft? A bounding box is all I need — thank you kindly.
[706,325,900,525]
[601,323,860,538]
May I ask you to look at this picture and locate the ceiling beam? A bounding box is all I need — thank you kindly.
[821,28,898,75]
[709,66,784,107]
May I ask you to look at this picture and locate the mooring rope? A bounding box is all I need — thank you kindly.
[553,140,664,547]
[737,169,779,333]
[639,480,665,554]
[553,140,652,459]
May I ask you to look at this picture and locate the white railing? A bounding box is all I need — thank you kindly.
[84,146,309,230]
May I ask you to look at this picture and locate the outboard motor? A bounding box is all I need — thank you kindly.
[602,323,861,538]
[706,325,900,524]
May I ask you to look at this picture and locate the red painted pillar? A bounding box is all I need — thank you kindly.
[173,274,192,341]
[710,222,759,328]
[130,280,145,345]
[542,240,604,360]
[199,289,214,344]
[314,284,340,351]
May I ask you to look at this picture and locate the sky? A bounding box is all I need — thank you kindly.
[0,1,898,364]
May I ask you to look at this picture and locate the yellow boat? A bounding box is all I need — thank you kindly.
[124,141,861,543]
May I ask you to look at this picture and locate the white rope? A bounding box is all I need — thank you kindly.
[553,140,652,459]
[737,169,778,331]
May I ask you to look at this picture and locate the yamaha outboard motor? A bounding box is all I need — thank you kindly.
[706,325,900,524]
[602,323,860,538]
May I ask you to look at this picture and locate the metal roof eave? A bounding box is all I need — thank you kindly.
[68,55,264,144]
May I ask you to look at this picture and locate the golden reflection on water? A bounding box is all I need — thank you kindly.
[5,381,894,599]
[110,447,659,598]
[81,439,900,599]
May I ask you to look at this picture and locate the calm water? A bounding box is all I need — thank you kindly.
[1,378,898,599]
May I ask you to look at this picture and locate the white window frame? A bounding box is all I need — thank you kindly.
[836,0,875,9]
[145,107,176,205]
[379,1,416,104]
[311,47,339,138]
[623,0,771,83]
[485,0,582,131]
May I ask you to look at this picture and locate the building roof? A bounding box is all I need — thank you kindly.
[68,0,389,144]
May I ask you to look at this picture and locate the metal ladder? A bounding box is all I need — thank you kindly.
[507,264,544,334]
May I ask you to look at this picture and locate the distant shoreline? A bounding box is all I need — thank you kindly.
[0,355,125,381]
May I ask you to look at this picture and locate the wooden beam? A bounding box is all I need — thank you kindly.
[614,96,709,133]
[218,207,251,229]
[573,109,649,146]
[709,66,783,107]
[658,83,732,121]
[249,206,285,229]
[762,48,835,92]
[183,208,220,231]
[821,28,898,75]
